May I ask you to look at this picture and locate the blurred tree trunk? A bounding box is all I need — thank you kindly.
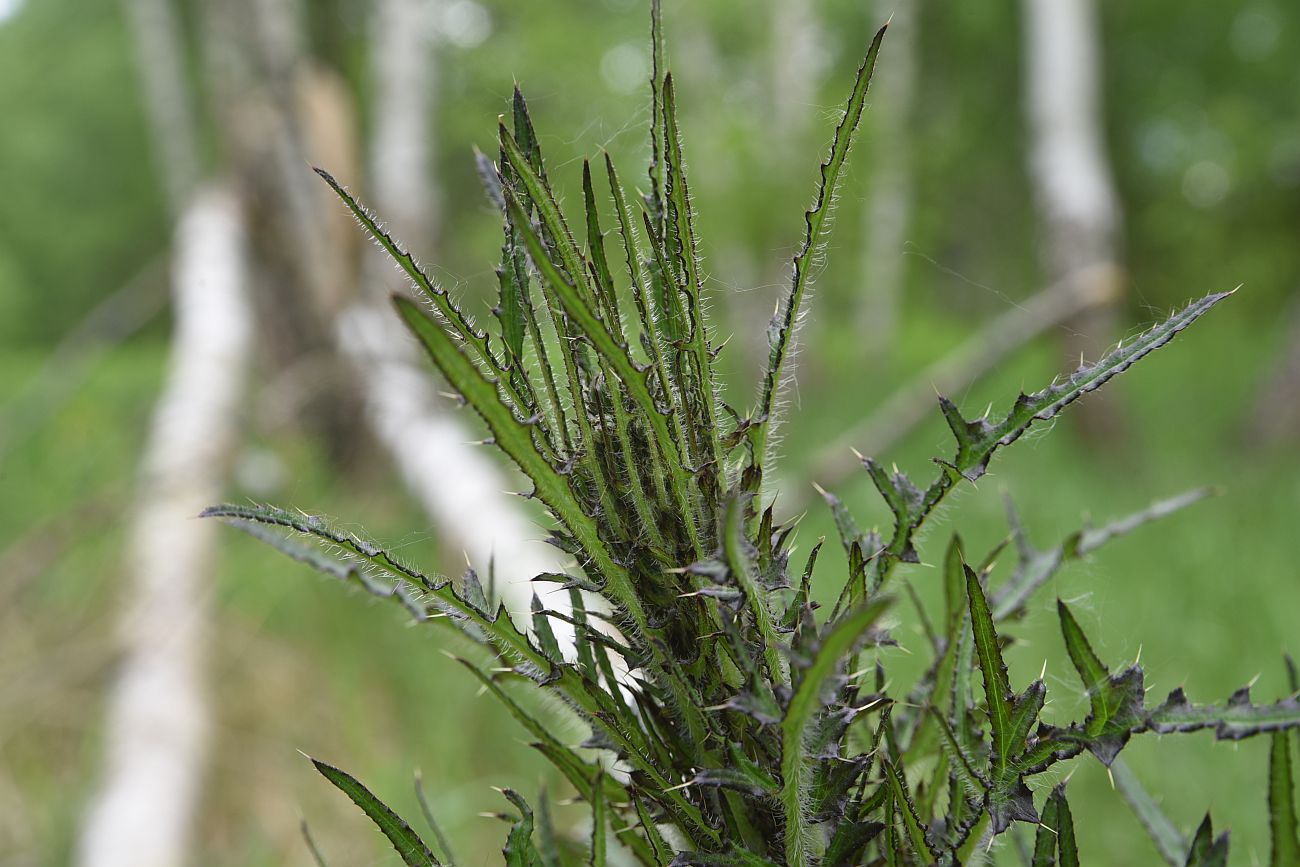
[201,0,367,462]
[344,0,565,616]
[1244,294,1300,445]
[858,0,918,355]
[121,0,200,215]
[76,187,251,867]
[770,0,820,148]
[76,6,234,866]
[1023,0,1127,441]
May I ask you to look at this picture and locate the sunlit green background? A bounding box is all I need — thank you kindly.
[2,0,1297,864]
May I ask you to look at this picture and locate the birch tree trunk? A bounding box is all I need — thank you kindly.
[121,0,200,215]
[859,0,918,353]
[1244,294,1300,445]
[344,0,564,618]
[76,187,251,867]
[770,0,820,148]
[1024,0,1127,439]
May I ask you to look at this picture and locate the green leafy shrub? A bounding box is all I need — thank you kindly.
[207,6,1300,865]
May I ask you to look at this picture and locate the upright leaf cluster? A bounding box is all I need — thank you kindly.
[209,6,1300,865]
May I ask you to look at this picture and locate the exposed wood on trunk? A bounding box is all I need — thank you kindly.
[76,187,252,867]
[1024,0,1127,440]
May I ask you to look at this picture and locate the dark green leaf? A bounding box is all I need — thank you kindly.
[1184,814,1229,867]
[1270,731,1300,867]
[310,758,439,867]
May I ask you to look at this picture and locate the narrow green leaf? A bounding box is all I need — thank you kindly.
[498,124,593,303]
[632,793,672,867]
[535,791,563,867]
[939,292,1233,484]
[1110,759,1186,867]
[310,758,439,867]
[867,291,1232,595]
[1146,686,1300,739]
[591,768,608,867]
[646,0,666,230]
[1184,814,1230,866]
[1057,599,1144,764]
[500,788,543,867]
[501,186,704,554]
[967,565,1012,765]
[781,596,892,867]
[414,771,457,866]
[662,73,724,491]
[1270,731,1300,867]
[301,819,331,867]
[1052,787,1080,867]
[992,489,1212,620]
[393,296,652,634]
[1031,787,1059,867]
[581,159,625,333]
[884,761,937,860]
[723,492,788,685]
[752,24,887,480]
[314,169,532,417]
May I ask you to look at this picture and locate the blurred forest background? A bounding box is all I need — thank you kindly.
[1,0,1297,864]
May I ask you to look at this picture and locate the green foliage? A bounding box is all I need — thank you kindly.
[208,6,1300,864]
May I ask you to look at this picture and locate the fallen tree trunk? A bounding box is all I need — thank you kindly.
[1024,0,1127,441]
[76,187,251,867]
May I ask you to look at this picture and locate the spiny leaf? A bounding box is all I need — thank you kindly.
[1031,786,1059,867]
[967,565,1012,764]
[310,758,439,867]
[502,184,705,555]
[1270,731,1300,866]
[500,788,543,867]
[1146,686,1300,740]
[865,291,1232,593]
[1110,759,1186,867]
[1032,786,1079,867]
[781,596,892,867]
[393,296,652,635]
[1184,814,1230,867]
[1057,599,1144,764]
[535,791,564,867]
[723,491,788,685]
[752,23,887,482]
[314,169,532,415]
[662,73,724,493]
[884,760,938,860]
[967,564,1041,832]
[414,771,457,866]
[591,768,608,867]
[992,489,1212,621]
[1053,787,1080,867]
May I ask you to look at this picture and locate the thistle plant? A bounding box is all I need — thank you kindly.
[207,6,1300,865]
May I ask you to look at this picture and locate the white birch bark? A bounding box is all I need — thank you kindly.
[76,187,251,867]
[121,0,200,215]
[1024,0,1126,436]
